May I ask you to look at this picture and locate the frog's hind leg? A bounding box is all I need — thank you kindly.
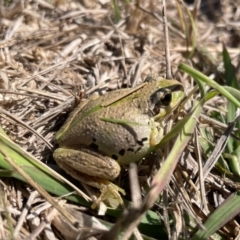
[54,148,126,208]
[59,163,126,208]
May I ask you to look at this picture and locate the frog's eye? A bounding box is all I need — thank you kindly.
[160,91,172,106]
[150,89,172,115]
[151,89,172,106]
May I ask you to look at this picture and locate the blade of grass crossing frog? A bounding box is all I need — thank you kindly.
[156,116,190,148]
[158,85,203,147]
[144,99,203,209]
[100,118,145,126]
[113,100,204,238]
[0,127,172,235]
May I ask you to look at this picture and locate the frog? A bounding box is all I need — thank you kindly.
[53,75,184,207]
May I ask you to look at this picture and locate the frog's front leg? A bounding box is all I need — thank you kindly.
[150,122,164,147]
[53,148,126,207]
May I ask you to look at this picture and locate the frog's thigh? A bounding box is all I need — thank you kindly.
[56,163,125,197]
[53,148,121,180]
[55,151,125,208]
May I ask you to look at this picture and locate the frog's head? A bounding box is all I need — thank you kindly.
[146,77,184,120]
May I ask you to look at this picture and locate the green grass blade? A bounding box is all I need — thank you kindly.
[192,191,240,240]
[222,46,240,175]
[222,45,239,89]
[223,45,239,153]
[0,126,169,237]
[224,86,240,102]
[111,0,121,22]
[0,126,89,206]
[179,63,240,108]
[150,99,203,202]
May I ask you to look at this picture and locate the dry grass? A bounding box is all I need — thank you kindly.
[0,0,240,239]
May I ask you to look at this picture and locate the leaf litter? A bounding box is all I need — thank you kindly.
[0,0,240,239]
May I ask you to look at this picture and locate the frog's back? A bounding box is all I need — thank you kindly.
[56,85,157,164]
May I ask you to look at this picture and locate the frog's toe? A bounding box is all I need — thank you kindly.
[91,181,126,209]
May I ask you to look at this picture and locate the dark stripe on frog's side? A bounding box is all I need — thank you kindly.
[112,148,140,161]
[135,147,142,153]
[88,136,148,162]
[89,139,120,159]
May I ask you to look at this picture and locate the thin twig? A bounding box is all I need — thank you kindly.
[162,0,172,79]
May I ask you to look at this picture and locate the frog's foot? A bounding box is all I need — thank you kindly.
[91,180,126,209]
[58,164,125,208]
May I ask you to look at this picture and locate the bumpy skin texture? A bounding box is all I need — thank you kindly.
[55,77,182,165]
